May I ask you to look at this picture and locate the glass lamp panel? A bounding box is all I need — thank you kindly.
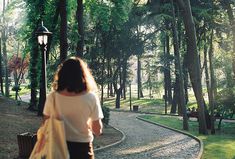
[38,35,43,45]
[43,35,48,45]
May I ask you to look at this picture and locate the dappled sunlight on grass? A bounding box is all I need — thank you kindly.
[203,137,235,159]
[103,97,165,113]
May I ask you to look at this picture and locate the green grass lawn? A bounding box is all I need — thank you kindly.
[104,97,166,113]
[139,115,235,159]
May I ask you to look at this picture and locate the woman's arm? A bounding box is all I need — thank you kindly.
[91,119,103,136]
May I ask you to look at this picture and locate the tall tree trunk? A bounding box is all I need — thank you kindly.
[2,0,9,97]
[28,34,39,111]
[224,2,235,82]
[101,57,105,106]
[14,42,20,101]
[113,66,121,109]
[2,32,9,97]
[0,37,4,95]
[183,54,189,104]
[171,81,179,114]
[163,31,168,114]
[59,0,68,62]
[208,30,216,134]
[76,0,84,57]
[137,55,144,99]
[176,0,208,134]
[171,28,181,114]
[107,56,111,98]
[109,67,114,97]
[101,38,107,106]
[113,58,127,108]
[165,32,172,104]
[204,26,210,115]
[171,0,188,130]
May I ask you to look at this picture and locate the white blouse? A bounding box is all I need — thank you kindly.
[43,91,104,143]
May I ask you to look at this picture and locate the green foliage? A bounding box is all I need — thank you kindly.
[101,106,110,125]
[215,88,235,118]
[86,0,111,32]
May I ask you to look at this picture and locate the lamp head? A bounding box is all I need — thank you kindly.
[35,21,52,45]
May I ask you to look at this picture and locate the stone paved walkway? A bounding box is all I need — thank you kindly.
[96,111,200,159]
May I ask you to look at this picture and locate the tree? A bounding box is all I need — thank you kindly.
[0,33,3,95]
[221,0,235,79]
[208,29,216,134]
[170,0,188,130]
[2,0,10,97]
[59,0,68,62]
[8,51,29,101]
[176,0,208,134]
[76,0,84,57]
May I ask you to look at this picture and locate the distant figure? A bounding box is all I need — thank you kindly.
[43,57,104,159]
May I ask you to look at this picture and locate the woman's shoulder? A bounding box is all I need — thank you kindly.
[47,91,56,99]
[85,91,99,99]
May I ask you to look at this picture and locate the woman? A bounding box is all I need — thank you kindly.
[43,57,103,159]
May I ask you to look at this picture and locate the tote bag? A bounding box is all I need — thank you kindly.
[29,92,69,159]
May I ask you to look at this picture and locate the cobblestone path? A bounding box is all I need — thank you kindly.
[96,111,200,159]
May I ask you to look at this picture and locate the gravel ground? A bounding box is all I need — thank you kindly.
[95,111,200,159]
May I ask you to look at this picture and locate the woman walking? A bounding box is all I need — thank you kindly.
[43,57,103,159]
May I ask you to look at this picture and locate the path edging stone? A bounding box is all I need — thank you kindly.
[136,116,203,159]
[94,124,126,152]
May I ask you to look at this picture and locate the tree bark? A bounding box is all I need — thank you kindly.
[2,0,9,97]
[208,30,216,134]
[0,37,4,95]
[171,81,179,114]
[76,0,84,57]
[176,0,208,134]
[171,0,188,130]
[28,34,39,111]
[163,31,168,114]
[224,2,235,81]
[59,0,68,62]
[165,31,172,104]
[137,55,144,99]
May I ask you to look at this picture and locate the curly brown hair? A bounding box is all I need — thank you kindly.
[53,57,97,93]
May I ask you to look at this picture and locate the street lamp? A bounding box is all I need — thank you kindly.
[35,21,52,116]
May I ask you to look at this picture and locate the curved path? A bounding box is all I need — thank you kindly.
[96,111,200,159]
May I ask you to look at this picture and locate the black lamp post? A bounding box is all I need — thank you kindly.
[36,21,52,116]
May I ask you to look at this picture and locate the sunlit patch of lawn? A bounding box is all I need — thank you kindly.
[139,115,235,159]
[103,97,165,113]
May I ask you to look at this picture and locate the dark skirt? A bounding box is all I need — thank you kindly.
[67,141,94,159]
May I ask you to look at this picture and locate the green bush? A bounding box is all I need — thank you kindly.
[215,88,235,119]
[101,106,110,125]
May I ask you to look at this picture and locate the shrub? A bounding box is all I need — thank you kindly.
[215,88,235,119]
[101,106,110,125]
